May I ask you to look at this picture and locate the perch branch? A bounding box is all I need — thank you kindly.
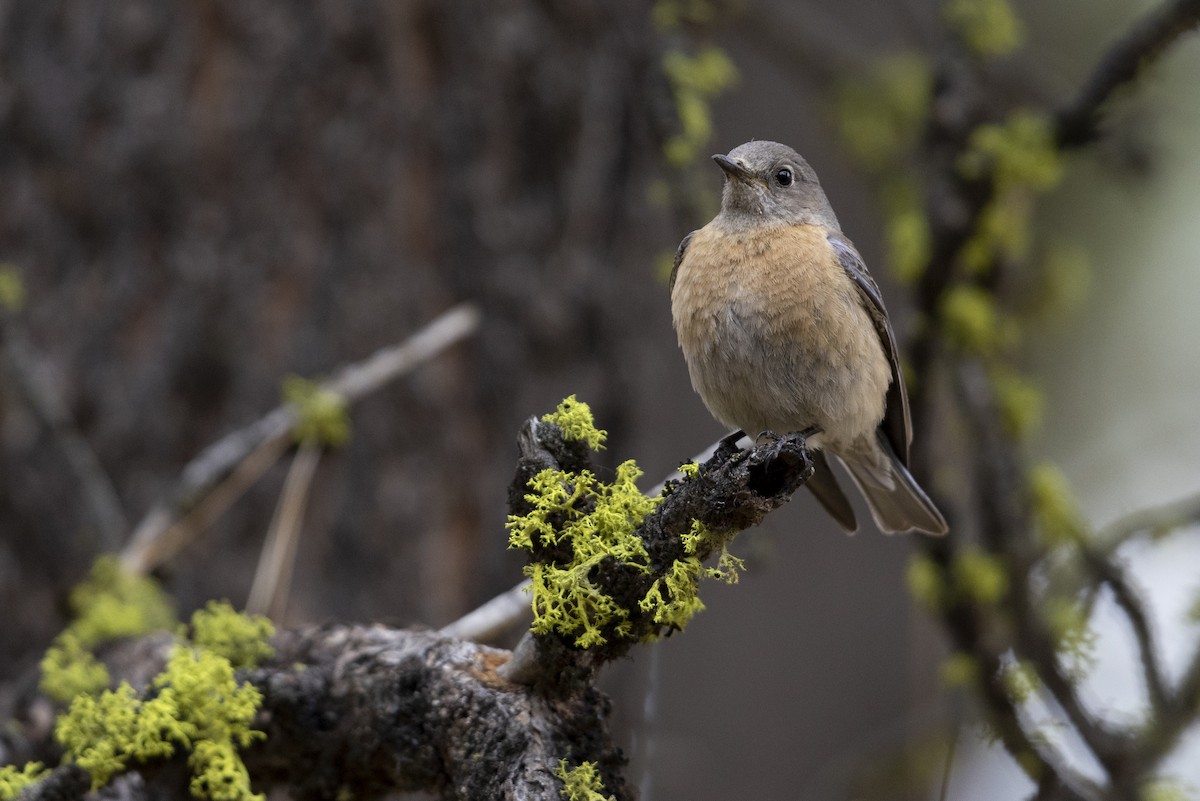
[441,434,733,644]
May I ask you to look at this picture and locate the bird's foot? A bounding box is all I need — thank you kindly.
[745,428,821,497]
[714,429,748,461]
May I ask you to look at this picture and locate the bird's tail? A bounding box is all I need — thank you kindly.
[838,435,948,535]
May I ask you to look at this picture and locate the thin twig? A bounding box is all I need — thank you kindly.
[439,580,532,642]
[247,440,323,619]
[120,424,293,575]
[1056,0,1200,148]
[118,303,480,575]
[1080,546,1170,713]
[1097,491,1200,548]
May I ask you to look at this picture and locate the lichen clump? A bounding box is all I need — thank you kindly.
[28,565,275,801]
[555,759,615,801]
[511,397,743,647]
[508,460,659,647]
[41,556,176,702]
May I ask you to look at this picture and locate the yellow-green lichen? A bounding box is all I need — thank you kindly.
[191,600,275,669]
[955,112,1061,274]
[40,632,111,702]
[906,552,946,611]
[40,556,176,702]
[939,652,980,689]
[942,0,1024,57]
[283,375,350,447]
[881,177,932,284]
[678,461,700,480]
[40,599,273,800]
[639,520,742,631]
[542,395,607,451]
[639,556,706,629]
[508,461,658,647]
[652,0,716,30]
[0,264,25,312]
[661,47,738,167]
[55,643,265,800]
[0,763,47,801]
[1000,660,1040,704]
[959,111,1062,193]
[1043,597,1097,678]
[556,759,615,801]
[940,285,1016,355]
[991,366,1044,439]
[1029,463,1087,548]
[958,194,1035,273]
[1139,778,1193,801]
[67,556,177,647]
[952,548,1009,605]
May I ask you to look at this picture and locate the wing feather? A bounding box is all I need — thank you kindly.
[827,234,913,465]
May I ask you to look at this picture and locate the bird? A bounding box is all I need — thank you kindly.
[669,140,948,535]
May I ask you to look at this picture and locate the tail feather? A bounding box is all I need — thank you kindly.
[837,435,948,536]
[805,450,859,533]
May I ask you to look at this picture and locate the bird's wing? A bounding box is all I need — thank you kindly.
[828,233,913,464]
[669,230,696,294]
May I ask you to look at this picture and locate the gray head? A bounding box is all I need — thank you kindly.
[711,141,840,230]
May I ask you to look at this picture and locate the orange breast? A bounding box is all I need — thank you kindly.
[670,221,891,447]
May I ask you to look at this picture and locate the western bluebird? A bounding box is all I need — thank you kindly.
[670,141,948,535]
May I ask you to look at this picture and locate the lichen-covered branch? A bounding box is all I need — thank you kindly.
[15,626,628,801]
[498,404,814,687]
[11,404,815,801]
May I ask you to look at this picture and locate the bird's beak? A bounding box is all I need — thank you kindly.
[712,153,754,182]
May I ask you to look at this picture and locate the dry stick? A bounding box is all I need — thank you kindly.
[119,303,481,575]
[1,322,129,550]
[246,439,323,619]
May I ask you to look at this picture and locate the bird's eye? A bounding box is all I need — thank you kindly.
[775,168,794,187]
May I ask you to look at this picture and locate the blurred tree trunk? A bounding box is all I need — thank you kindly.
[0,0,671,667]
